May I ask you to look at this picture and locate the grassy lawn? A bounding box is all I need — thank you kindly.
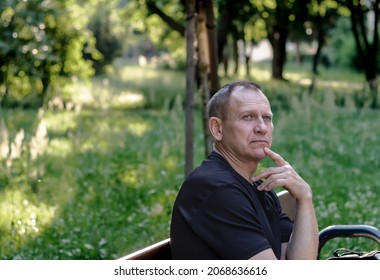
[0,60,379,259]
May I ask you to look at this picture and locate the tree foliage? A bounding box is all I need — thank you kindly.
[0,0,99,108]
[1,0,378,108]
[79,0,129,74]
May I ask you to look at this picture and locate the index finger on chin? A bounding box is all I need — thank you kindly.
[264,147,287,167]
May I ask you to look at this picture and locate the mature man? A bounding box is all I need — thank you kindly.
[170,80,318,259]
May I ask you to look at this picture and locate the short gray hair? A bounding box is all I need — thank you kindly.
[207,80,262,120]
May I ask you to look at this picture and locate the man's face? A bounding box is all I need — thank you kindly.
[220,87,274,163]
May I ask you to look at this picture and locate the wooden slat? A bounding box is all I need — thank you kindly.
[119,238,171,260]
[277,190,296,221]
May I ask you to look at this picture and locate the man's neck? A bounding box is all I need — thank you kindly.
[213,146,258,183]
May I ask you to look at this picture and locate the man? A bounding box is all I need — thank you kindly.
[170,80,318,260]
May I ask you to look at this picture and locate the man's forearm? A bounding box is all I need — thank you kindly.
[286,199,319,260]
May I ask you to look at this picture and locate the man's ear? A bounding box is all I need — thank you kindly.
[209,117,223,141]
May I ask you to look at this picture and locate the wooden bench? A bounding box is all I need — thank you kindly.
[119,190,295,260]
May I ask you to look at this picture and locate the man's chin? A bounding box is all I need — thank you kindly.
[250,150,267,162]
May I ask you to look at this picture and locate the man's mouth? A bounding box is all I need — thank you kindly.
[251,140,268,144]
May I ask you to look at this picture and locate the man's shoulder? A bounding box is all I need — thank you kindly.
[189,151,236,179]
[187,159,237,186]
[181,163,254,203]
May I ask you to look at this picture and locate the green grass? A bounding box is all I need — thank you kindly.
[0,60,379,259]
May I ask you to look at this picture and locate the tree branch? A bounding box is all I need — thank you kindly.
[146,1,185,37]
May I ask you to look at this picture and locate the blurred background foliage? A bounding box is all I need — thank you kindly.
[0,0,379,259]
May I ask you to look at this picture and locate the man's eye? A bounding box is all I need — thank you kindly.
[243,115,253,120]
[263,116,272,121]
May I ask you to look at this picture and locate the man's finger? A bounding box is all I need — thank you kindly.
[251,166,280,182]
[264,147,287,167]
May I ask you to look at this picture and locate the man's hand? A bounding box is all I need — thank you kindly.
[251,147,312,201]
[252,147,318,259]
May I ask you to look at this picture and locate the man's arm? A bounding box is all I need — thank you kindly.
[285,194,318,259]
[249,248,277,260]
[251,147,319,259]
[248,243,288,260]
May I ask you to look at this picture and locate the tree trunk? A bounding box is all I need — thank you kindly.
[243,40,254,78]
[0,65,8,106]
[216,0,234,64]
[222,42,229,77]
[294,41,301,65]
[365,4,379,108]
[200,65,213,157]
[312,14,325,75]
[268,26,288,80]
[233,37,239,74]
[197,1,213,157]
[204,0,220,97]
[38,60,51,108]
[348,1,379,107]
[309,15,325,95]
[364,49,378,108]
[184,0,196,176]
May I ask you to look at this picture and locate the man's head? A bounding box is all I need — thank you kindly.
[207,81,262,121]
[208,80,274,163]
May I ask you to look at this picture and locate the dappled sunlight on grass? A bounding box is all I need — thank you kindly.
[110,60,186,109]
[163,155,179,172]
[292,77,312,86]
[79,137,118,154]
[44,111,78,134]
[126,120,151,137]
[284,71,311,82]
[112,61,184,84]
[121,169,140,187]
[116,65,163,80]
[111,91,146,109]
[69,78,147,110]
[0,187,56,255]
[248,61,366,95]
[250,67,271,81]
[68,83,94,104]
[46,139,74,157]
[148,203,164,216]
[316,79,364,90]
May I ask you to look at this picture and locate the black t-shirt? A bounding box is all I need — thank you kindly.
[170,151,294,259]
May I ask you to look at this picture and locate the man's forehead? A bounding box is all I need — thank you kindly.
[231,87,269,105]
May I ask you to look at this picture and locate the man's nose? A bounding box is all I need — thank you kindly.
[254,118,268,134]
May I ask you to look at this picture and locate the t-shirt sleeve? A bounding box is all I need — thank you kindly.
[191,186,272,259]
